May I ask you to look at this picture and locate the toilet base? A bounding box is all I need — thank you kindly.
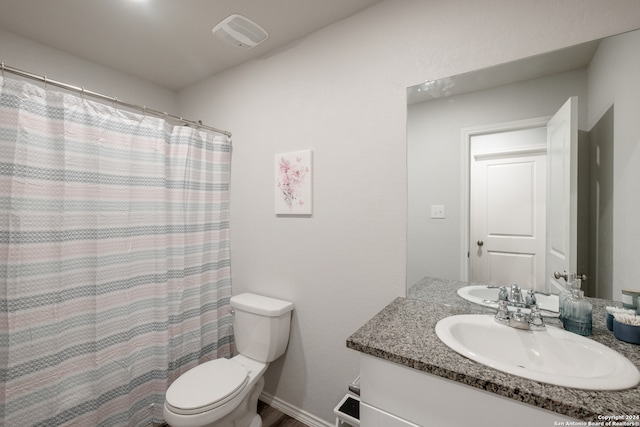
[166,376,265,427]
[222,375,263,427]
[249,414,262,427]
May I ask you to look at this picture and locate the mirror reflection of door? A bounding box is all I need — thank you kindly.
[469,97,579,293]
[470,126,547,291]
[545,97,579,293]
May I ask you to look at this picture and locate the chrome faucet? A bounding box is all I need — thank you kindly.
[494,300,546,331]
[493,284,550,309]
[508,284,524,304]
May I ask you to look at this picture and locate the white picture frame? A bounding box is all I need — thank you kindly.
[274,150,313,215]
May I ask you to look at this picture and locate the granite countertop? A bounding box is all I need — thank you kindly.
[347,277,640,421]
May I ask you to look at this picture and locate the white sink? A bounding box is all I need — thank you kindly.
[435,314,640,390]
[457,285,559,316]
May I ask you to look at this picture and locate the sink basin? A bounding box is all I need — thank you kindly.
[435,314,640,390]
[457,285,559,316]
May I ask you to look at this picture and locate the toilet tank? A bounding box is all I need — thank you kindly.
[230,293,294,363]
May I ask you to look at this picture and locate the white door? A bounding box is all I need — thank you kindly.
[470,148,547,290]
[546,97,578,292]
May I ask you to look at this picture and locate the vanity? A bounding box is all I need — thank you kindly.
[346,278,640,426]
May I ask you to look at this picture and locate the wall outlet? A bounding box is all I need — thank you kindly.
[431,204,445,219]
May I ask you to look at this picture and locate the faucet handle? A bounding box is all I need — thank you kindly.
[525,289,537,306]
[494,300,510,325]
[498,286,508,302]
[529,305,546,330]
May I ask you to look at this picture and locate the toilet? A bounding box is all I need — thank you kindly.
[163,293,294,427]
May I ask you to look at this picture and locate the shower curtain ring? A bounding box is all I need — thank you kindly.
[43,76,48,90]
[1,63,5,79]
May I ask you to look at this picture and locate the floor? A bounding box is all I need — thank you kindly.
[257,400,311,427]
[158,400,311,427]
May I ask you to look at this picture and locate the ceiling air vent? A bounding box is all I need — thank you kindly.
[212,14,268,49]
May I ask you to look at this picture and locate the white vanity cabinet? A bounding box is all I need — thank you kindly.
[360,403,420,427]
[359,354,572,427]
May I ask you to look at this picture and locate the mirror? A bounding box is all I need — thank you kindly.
[406,28,640,302]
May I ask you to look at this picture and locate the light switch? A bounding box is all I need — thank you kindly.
[431,204,445,219]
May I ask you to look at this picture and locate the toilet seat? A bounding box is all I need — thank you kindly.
[165,358,249,415]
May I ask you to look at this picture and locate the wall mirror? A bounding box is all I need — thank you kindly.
[406,28,640,302]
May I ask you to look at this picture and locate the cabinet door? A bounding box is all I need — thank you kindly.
[360,353,572,426]
[360,402,421,427]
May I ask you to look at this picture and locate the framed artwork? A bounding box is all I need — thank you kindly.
[274,150,313,215]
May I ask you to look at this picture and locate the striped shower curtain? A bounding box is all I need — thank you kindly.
[0,76,233,426]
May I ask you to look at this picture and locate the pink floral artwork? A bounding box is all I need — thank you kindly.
[275,150,312,215]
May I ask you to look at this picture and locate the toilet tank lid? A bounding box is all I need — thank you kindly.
[231,293,294,316]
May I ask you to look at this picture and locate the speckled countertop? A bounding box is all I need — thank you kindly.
[347,277,640,421]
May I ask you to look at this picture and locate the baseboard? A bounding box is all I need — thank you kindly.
[259,392,333,427]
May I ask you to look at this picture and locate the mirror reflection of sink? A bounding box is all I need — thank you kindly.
[457,285,559,316]
[435,314,640,391]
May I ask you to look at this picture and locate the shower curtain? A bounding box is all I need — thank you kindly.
[0,76,233,426]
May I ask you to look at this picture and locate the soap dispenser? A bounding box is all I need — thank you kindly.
[562,279,592,336]
[558,272,575,320]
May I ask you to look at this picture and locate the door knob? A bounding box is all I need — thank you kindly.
[553,271,588,281]
[477,240,484,247]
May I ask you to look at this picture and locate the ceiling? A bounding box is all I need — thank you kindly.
[0,0,384,91]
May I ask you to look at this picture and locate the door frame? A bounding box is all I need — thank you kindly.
[460,116,552,281]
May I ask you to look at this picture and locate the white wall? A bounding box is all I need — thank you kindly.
[588,30,640,299]
[0,27,177,113]
[177,0,640,423]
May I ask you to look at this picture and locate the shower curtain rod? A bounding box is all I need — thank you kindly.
[1,62,232,138]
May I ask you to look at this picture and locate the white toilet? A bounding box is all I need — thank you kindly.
[163,293,294,427]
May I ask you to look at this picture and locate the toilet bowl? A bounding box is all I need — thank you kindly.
[163,293,294,427]
[164,355,267,427]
